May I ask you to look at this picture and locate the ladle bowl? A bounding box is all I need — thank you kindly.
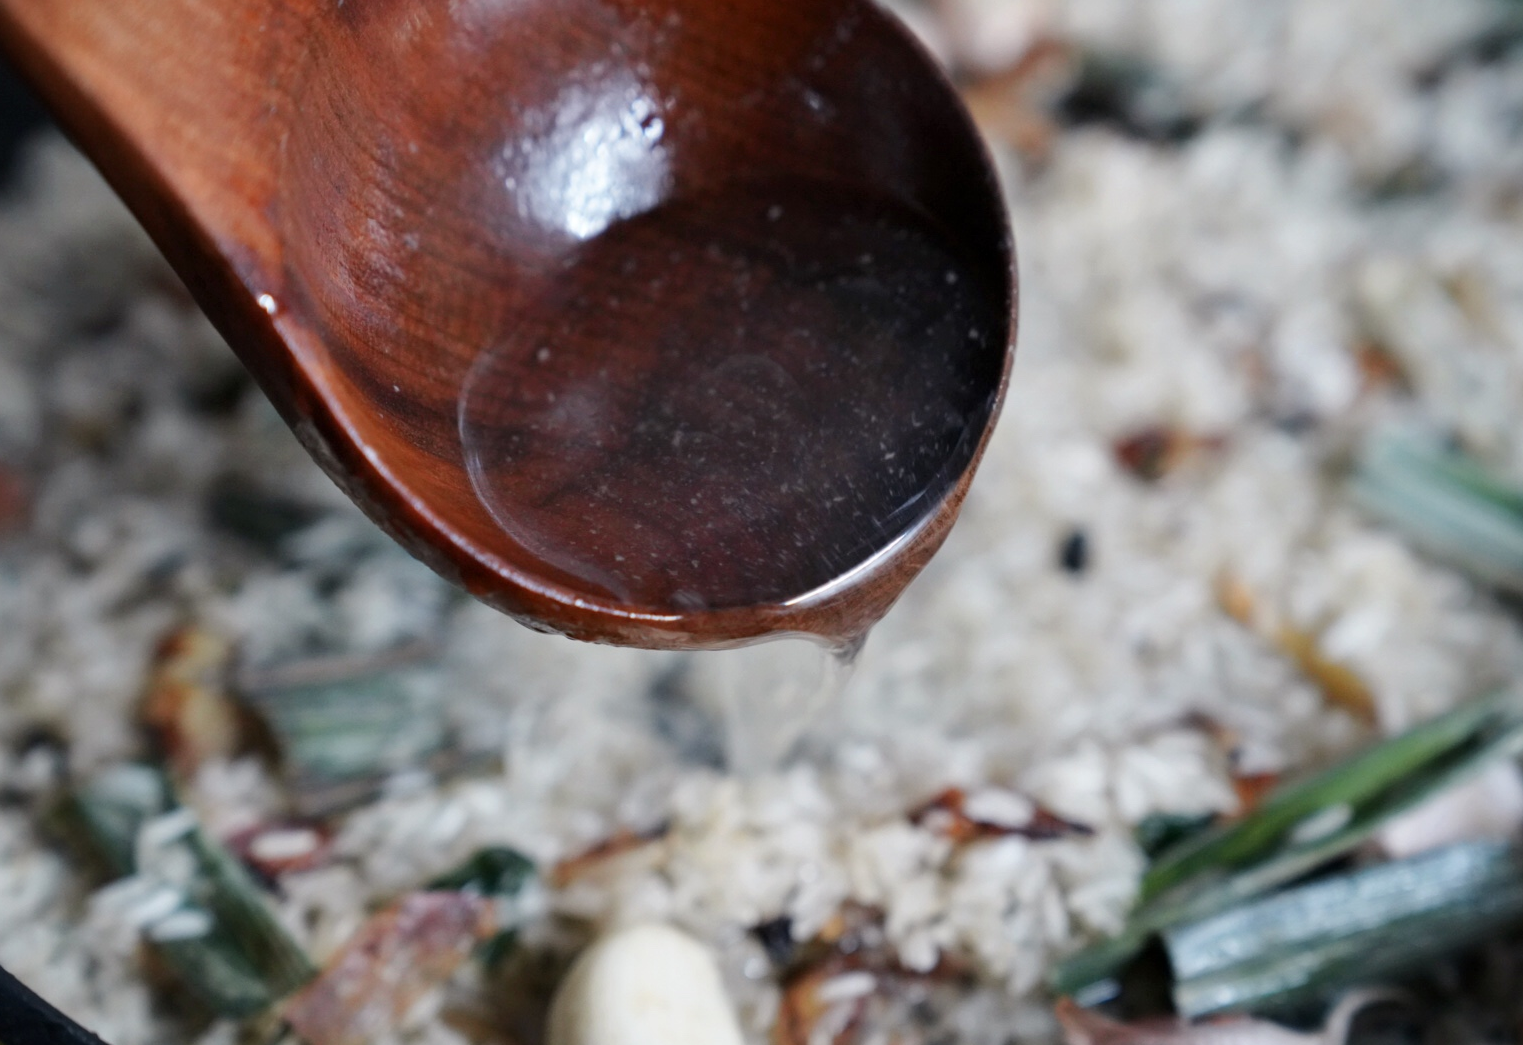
[0,0,1016,649]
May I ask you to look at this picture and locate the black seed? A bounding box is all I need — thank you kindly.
[751,916,797,967]
[1060,529,1090,575]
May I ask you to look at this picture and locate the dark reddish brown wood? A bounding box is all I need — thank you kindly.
[0,0,1016,650]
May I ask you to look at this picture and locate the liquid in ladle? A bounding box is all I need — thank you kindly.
[458,177,1005,621]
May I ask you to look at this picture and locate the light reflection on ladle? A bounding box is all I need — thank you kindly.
[500,68,672,242]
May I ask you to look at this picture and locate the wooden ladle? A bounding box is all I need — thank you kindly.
[0,0,1016,650]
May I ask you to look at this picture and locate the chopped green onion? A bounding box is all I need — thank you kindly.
[430,846,535,896]
[430,847,538,968]
[1168,840,1523,1017]
[1352,431,1523,592]
[237,662,450,818]
[1142,688,1523,904]
[60,768,315,1017]
[1134,813,1217,860]
[148,828,317,1016]
[1052,688,1523,995]
[56,763,174,878]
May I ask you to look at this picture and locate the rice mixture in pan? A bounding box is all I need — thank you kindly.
[2,0,1523,1042]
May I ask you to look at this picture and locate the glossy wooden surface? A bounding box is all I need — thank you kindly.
[0,0,1016,649]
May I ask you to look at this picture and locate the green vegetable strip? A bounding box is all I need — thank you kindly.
[1168,841,1523,1017]
[1154,704,1523,916]
[59,763,174,878]
[244,673,447,785]
[153,831,317,1017]
[1353,433,1523,592]
[62,768,316,1017]
[1050,931,1151,999]
[1141,688,1523,903]
[430,847,537,968]
[429,847,535,896]
[1363,434,1523,516]
[1133,813,1217,860]
[1052,688,1523,995]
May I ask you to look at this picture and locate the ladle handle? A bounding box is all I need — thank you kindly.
[0,0,333,428]
[0,0,296,295]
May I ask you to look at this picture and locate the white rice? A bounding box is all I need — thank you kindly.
[1,0,1522,1042]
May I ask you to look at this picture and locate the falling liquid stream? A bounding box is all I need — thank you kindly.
[683,635,861,775]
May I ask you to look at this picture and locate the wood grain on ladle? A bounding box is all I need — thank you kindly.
[0,0,1016,649]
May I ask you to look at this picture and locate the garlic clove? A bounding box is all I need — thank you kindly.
[547,924,746,1045]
